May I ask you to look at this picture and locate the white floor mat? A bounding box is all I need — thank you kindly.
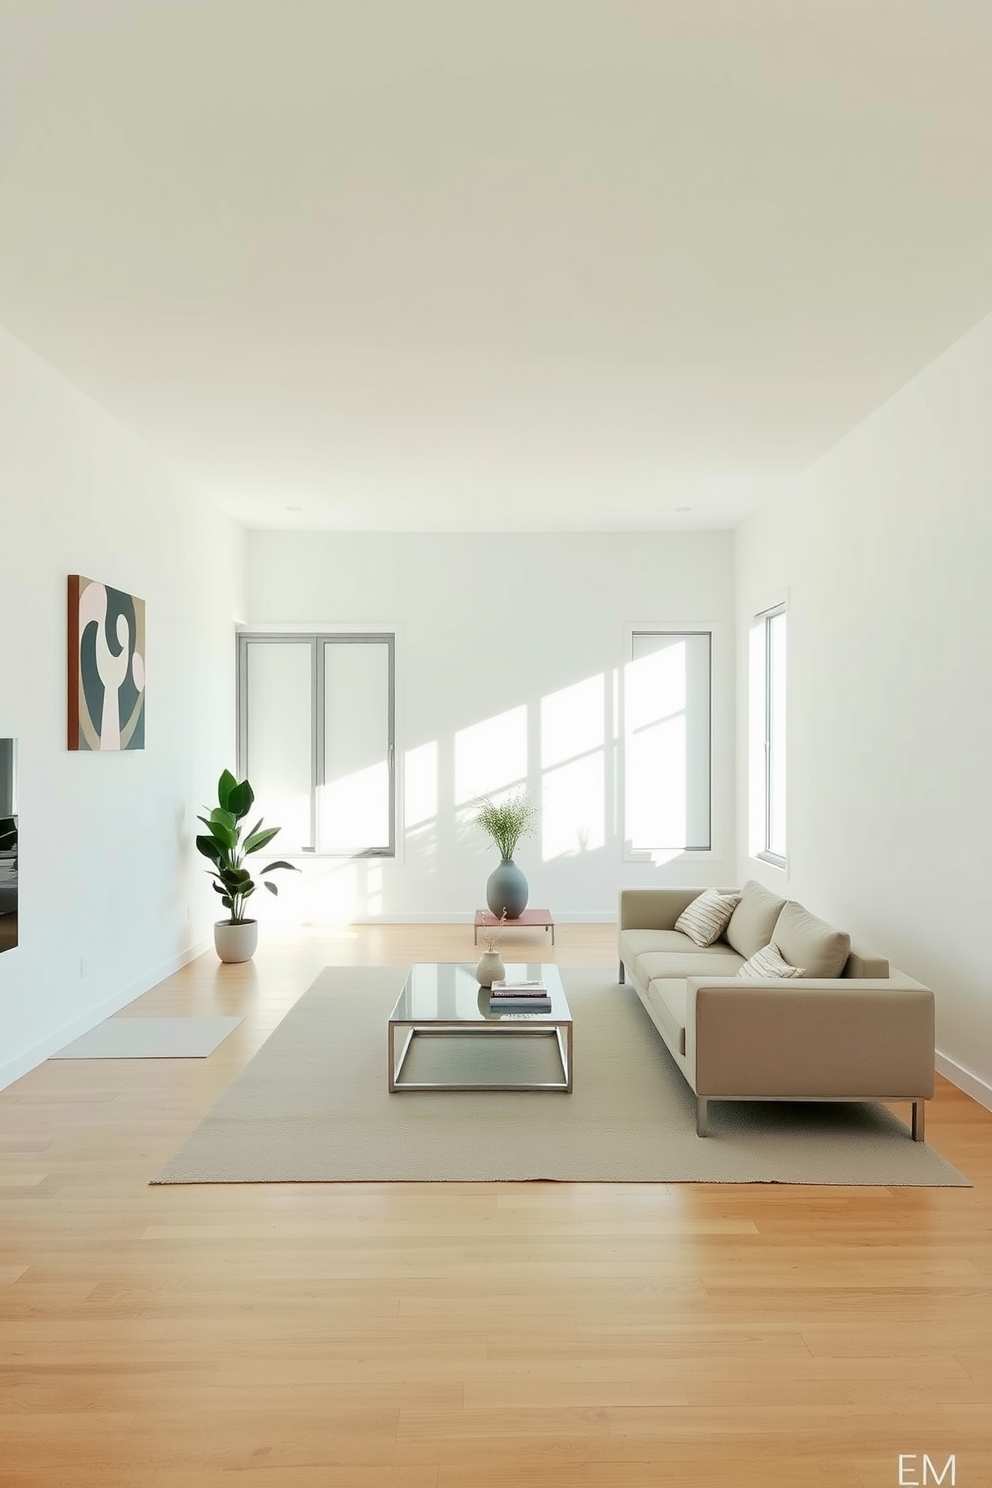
[53,1016,243,1059]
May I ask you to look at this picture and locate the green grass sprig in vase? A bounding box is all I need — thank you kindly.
[475,790,538,920]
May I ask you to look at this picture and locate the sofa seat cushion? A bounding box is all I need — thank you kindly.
[636,947,744,985]
[620,929,703,968]
[725,879,788,959]
[774,902,851,979]
[645,978,689,1055]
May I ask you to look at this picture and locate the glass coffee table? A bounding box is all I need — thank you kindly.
[388,962,572,1093]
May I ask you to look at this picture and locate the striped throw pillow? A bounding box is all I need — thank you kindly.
[736,942,806,979]
[674,889,741,947]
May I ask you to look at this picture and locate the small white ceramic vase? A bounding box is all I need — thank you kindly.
[475,950,505,987]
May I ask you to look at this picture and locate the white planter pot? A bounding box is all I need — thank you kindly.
[214,919,258,964]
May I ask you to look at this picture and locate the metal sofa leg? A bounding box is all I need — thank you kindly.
[619,959,625,984]
[696,1096,709,1138]
[911,1099,925,1142]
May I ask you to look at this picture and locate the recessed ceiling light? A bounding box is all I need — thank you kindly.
[674,505,691,512]
[286,505,302,512]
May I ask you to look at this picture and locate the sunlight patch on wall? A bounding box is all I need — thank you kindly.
[541,753,605,861]
[454,706,527,804]
[541,676,604,768]
[538,675,606,861]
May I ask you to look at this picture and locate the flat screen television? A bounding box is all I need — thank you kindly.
[0,738,17,953]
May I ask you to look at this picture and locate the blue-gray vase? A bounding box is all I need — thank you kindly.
[486,858,528,919]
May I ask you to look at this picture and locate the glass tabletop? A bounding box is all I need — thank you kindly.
[390,963,569,1023]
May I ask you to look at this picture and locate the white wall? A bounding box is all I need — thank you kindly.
[246,530,736,922]
[0,326,245,1090]
[736,311,992,1104]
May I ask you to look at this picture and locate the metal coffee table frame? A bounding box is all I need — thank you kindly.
[388,962,573,1093]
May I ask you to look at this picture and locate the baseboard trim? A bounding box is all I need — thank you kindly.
[0,937,212,1095]
[322,911,618,925]
[936,1049,992,1112]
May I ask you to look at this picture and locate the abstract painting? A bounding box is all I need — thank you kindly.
[67,575,146,751]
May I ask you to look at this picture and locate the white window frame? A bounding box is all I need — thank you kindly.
[620,624,714,863]
[236,630,396,858]
[749,602,787,870]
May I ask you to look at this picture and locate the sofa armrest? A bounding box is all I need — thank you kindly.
[844,943,890,978]
[618,887,720,932]
[684,975,935,1099]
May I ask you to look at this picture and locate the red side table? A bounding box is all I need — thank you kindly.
[474,908,555,946]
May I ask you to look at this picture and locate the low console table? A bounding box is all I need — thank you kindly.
[474,907,555,946]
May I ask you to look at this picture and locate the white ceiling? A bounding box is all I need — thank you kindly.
[2,0,991,531]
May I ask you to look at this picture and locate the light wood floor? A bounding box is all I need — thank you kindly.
[1,922,990,1488]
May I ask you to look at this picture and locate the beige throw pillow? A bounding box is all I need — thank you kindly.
[674,889,741,947]
[725,879,787,959]
[736,943,806,979]
[774,902,851,978]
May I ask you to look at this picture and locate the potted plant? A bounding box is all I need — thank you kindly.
[474,789,538,919]
[195,769,299,963]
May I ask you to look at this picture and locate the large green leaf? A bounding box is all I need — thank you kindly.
[195,834,224,864]
[217,769,239,813]
[259,859,299,875]
[196,815,236,851]
[208,807,237,831]
[227,779,255,820]
[243,817,264,846]
[203,817,238,851]
[243,825,279,854]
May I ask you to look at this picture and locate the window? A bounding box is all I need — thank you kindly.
[237,633,395,856]
[749,605,786,866]
[623,629,712,856]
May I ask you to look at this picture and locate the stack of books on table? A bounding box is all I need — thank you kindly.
[489,979,552,1013]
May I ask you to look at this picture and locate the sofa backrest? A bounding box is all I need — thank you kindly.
[618,884,891,979]
[723,882,890,980]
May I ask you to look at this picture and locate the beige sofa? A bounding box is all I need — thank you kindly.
[618,881,935,1140]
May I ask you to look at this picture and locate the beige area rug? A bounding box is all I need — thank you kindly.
[150,967,969,1186]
